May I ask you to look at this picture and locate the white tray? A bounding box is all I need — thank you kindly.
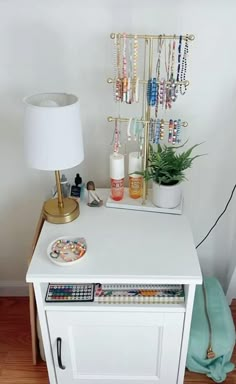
[106,188,183,215]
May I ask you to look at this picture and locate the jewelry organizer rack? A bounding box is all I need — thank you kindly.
[107,32,194,213]
[107,116,188,127]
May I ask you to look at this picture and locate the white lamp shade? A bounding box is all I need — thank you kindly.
[24,93,84,171]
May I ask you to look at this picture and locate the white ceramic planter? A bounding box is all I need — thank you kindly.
[152,181,182,209]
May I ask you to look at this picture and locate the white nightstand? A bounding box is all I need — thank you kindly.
[26,189,202,384]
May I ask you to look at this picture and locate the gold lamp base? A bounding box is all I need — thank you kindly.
[43,197,80,224]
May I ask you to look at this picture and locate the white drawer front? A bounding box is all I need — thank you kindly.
[47,310,184,384]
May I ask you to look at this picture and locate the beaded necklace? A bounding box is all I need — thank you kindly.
[114,118,120,152]
[165,40,172,82]
[132,35,138,102]
[176,119,182,143]
[165,40,172,109]
[159,118,165,140]
[156,37,164,80]
[170,38,176,79]
[149,118,154,142]
[168,119,174,143]
[126,38,133,104]
[159,79,165,108]
[155,119,161,144]
[155,37,164,116]
[176,35,182,84]
[172,120,177,145]
[180,35,189,95]
[169,38,177,104]
[115,34,122,102]
[113,35,118,101]
[122,33,127,102]
[147,78,157,106]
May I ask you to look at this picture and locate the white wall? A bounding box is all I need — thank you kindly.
[0,0,236,294]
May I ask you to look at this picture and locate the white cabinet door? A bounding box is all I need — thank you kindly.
[47,310,184,384]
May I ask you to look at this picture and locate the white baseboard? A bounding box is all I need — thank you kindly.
[0,281,29,296]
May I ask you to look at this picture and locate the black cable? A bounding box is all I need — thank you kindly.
[196,183,236,249]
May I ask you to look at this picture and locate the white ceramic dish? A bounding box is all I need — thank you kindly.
[47,236,87,267]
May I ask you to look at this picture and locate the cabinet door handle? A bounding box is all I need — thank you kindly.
[56,337,66,370]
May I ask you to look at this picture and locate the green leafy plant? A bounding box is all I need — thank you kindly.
[143,142,203,186]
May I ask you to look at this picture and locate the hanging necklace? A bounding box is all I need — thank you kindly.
[149,118,155,142]
[115,34,122,102]
[170,38,176,79]
[113,118,120,153]
[168,119,174,143]
[122,33,127,102]
[132,34,139,102]
[164,40,172,109]
[169,37,177,103]
[176,119,182,143]
[172,120,177,145]
[165,40,172,82]
[159,119,165,140]
[176,35,182,84]
[155,36,164,116]
[147,78,157,106]
[155,119,161,144]
[156,36,164,81]
[180,35,189,95]
[126,38,133,104]
[113,35,118,101]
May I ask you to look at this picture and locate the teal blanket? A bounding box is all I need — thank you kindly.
[186,277,235,382]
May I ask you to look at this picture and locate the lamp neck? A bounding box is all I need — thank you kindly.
[55,170,64,208]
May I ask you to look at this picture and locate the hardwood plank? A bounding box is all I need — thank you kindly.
[29,283,38,364]
[0,297,49,383]
[185,298,236,383]
[28,211,45,365]
[0,297,235,383]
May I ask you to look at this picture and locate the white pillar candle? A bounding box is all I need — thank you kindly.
[128,152,142,174]
[110,153,124,201]
[128,152,143,199]
[110,153,124,179]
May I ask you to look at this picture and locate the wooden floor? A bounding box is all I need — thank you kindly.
[0,297,235,384]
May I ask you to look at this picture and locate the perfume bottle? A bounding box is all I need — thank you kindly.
[110,153,124,201]
[128,152,143,199]
[71,173,83,198]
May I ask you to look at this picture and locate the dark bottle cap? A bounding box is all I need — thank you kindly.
[75,173,82,186]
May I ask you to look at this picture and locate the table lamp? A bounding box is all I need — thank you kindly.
[24,92,84,224]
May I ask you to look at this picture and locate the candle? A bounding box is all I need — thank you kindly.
[110,153,124,201]
[128,152,143,199]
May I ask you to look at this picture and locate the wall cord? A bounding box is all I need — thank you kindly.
[196,183,236,249]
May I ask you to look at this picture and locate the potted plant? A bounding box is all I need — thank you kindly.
[143,142,202,209]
